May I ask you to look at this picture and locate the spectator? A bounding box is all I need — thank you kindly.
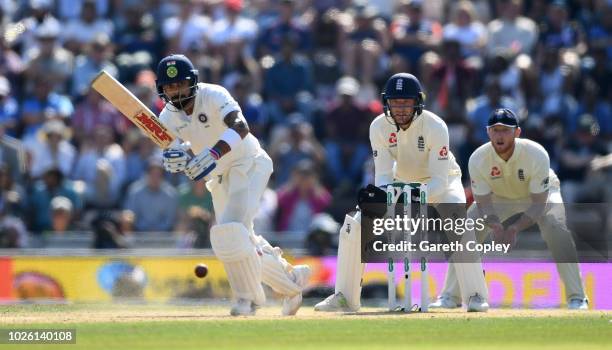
[124,158,178,232]
[0,122,26,186]
[442,0,487,58]
[586,2,611,58]
[256,0,312,58]
[177,180,214,217]
[269,115,326,187]
[340,2,391,85]
[28,167,82,233]
[72,125,126,203]
[276,160,331,233]
[427,38,476,123]
[0,201,28,248]
[571,80,611,139]
[49,196,74,233]
[62,0,114,54]
[324,76,372,186]
[262,35,314,124]
[19,78,74,140]
[91,211,128,249]
[83,159,117,209]
[0,34,25,84]
[124,131,159,186]
[537,0,586,54]
[486,0,538,56]
[0,163,26,217]
[467,78,518,144]
[304,213,339,256]
[14,0,61,59]
[0,76,18,136]
[24,19,74,93]
[72,86,126,145]
[557,114,608,203]
[71,34,118,98]
[24,119,76,179]
[161,0,211,54]
[391,0,441,74]
[210,0,258,51]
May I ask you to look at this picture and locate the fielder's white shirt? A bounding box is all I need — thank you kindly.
[469,138,559,200]
[370,110,462,201]
[159,83,262,176]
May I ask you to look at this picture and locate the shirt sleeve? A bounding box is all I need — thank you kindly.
[209,85,241,120]
[426,119,450,199]
[468,152,491,196]
[370,121,394,186]
[529,146,551,194]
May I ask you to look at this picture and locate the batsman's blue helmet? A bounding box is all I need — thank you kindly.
[155,54,199,96]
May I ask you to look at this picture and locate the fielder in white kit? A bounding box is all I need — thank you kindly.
[156,54,311,316]
[431,108,589,310]
[315,73,489,312]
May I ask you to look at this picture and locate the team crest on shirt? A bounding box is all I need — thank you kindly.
[198,113,208,123]
[388,132,397,147]
[438,146,448,159]
[541,177,550,189]
[490,166,502,178]
[417,136,425,151]
[518,169,525,181]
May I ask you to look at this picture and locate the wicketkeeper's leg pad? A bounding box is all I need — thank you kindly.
[335,212,365,310]
[211,223,266,306]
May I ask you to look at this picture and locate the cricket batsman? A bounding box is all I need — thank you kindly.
[431,108,589,310]
[315,73,489,312]
[156,54,311,316]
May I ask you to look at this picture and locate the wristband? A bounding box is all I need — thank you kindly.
[220,128,241,150]
[210,147,221,160]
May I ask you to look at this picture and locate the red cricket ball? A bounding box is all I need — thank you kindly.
[194,263,208,278]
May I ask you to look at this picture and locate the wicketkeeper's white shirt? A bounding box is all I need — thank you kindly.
[468,138,560,200]
[370,110,462,202]
[159,83,263,176]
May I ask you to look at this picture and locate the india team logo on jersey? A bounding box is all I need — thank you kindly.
[438,146,448,159]
[389,132,397,146]
[490,166,502,178]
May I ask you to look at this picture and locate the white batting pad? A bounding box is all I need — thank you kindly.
[335,213,365,310]
[260,244,303,297]
[210,223,266,306]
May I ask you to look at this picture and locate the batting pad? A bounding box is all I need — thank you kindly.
[260,243,302,297]
[335,213,365,310]
[210,223,266,306]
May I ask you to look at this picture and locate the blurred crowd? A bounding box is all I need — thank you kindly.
[0,0,610,250]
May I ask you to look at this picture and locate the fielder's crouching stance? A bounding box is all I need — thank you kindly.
[156,54,310,316]
[434,109,588,310]
[315,73,489,312]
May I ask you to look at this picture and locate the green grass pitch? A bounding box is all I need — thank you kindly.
[1,304,611,350]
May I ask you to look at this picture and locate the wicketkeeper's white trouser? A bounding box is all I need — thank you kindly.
[335,174,489,310]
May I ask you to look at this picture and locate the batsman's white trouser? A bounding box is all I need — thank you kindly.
[439,185,586,303]
[208,150,303,299]
[334,174,488,309]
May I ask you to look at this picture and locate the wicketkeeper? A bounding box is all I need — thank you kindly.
[315,73,490,313]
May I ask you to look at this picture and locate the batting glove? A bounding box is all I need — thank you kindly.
[185,148,218,181]
[163,147,192,173]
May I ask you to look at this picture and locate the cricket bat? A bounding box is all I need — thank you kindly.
[91,70,175,149]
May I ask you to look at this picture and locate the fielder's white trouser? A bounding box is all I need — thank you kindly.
[207,151,303,301]
[439,185,586,303]
[334,174,489,309]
